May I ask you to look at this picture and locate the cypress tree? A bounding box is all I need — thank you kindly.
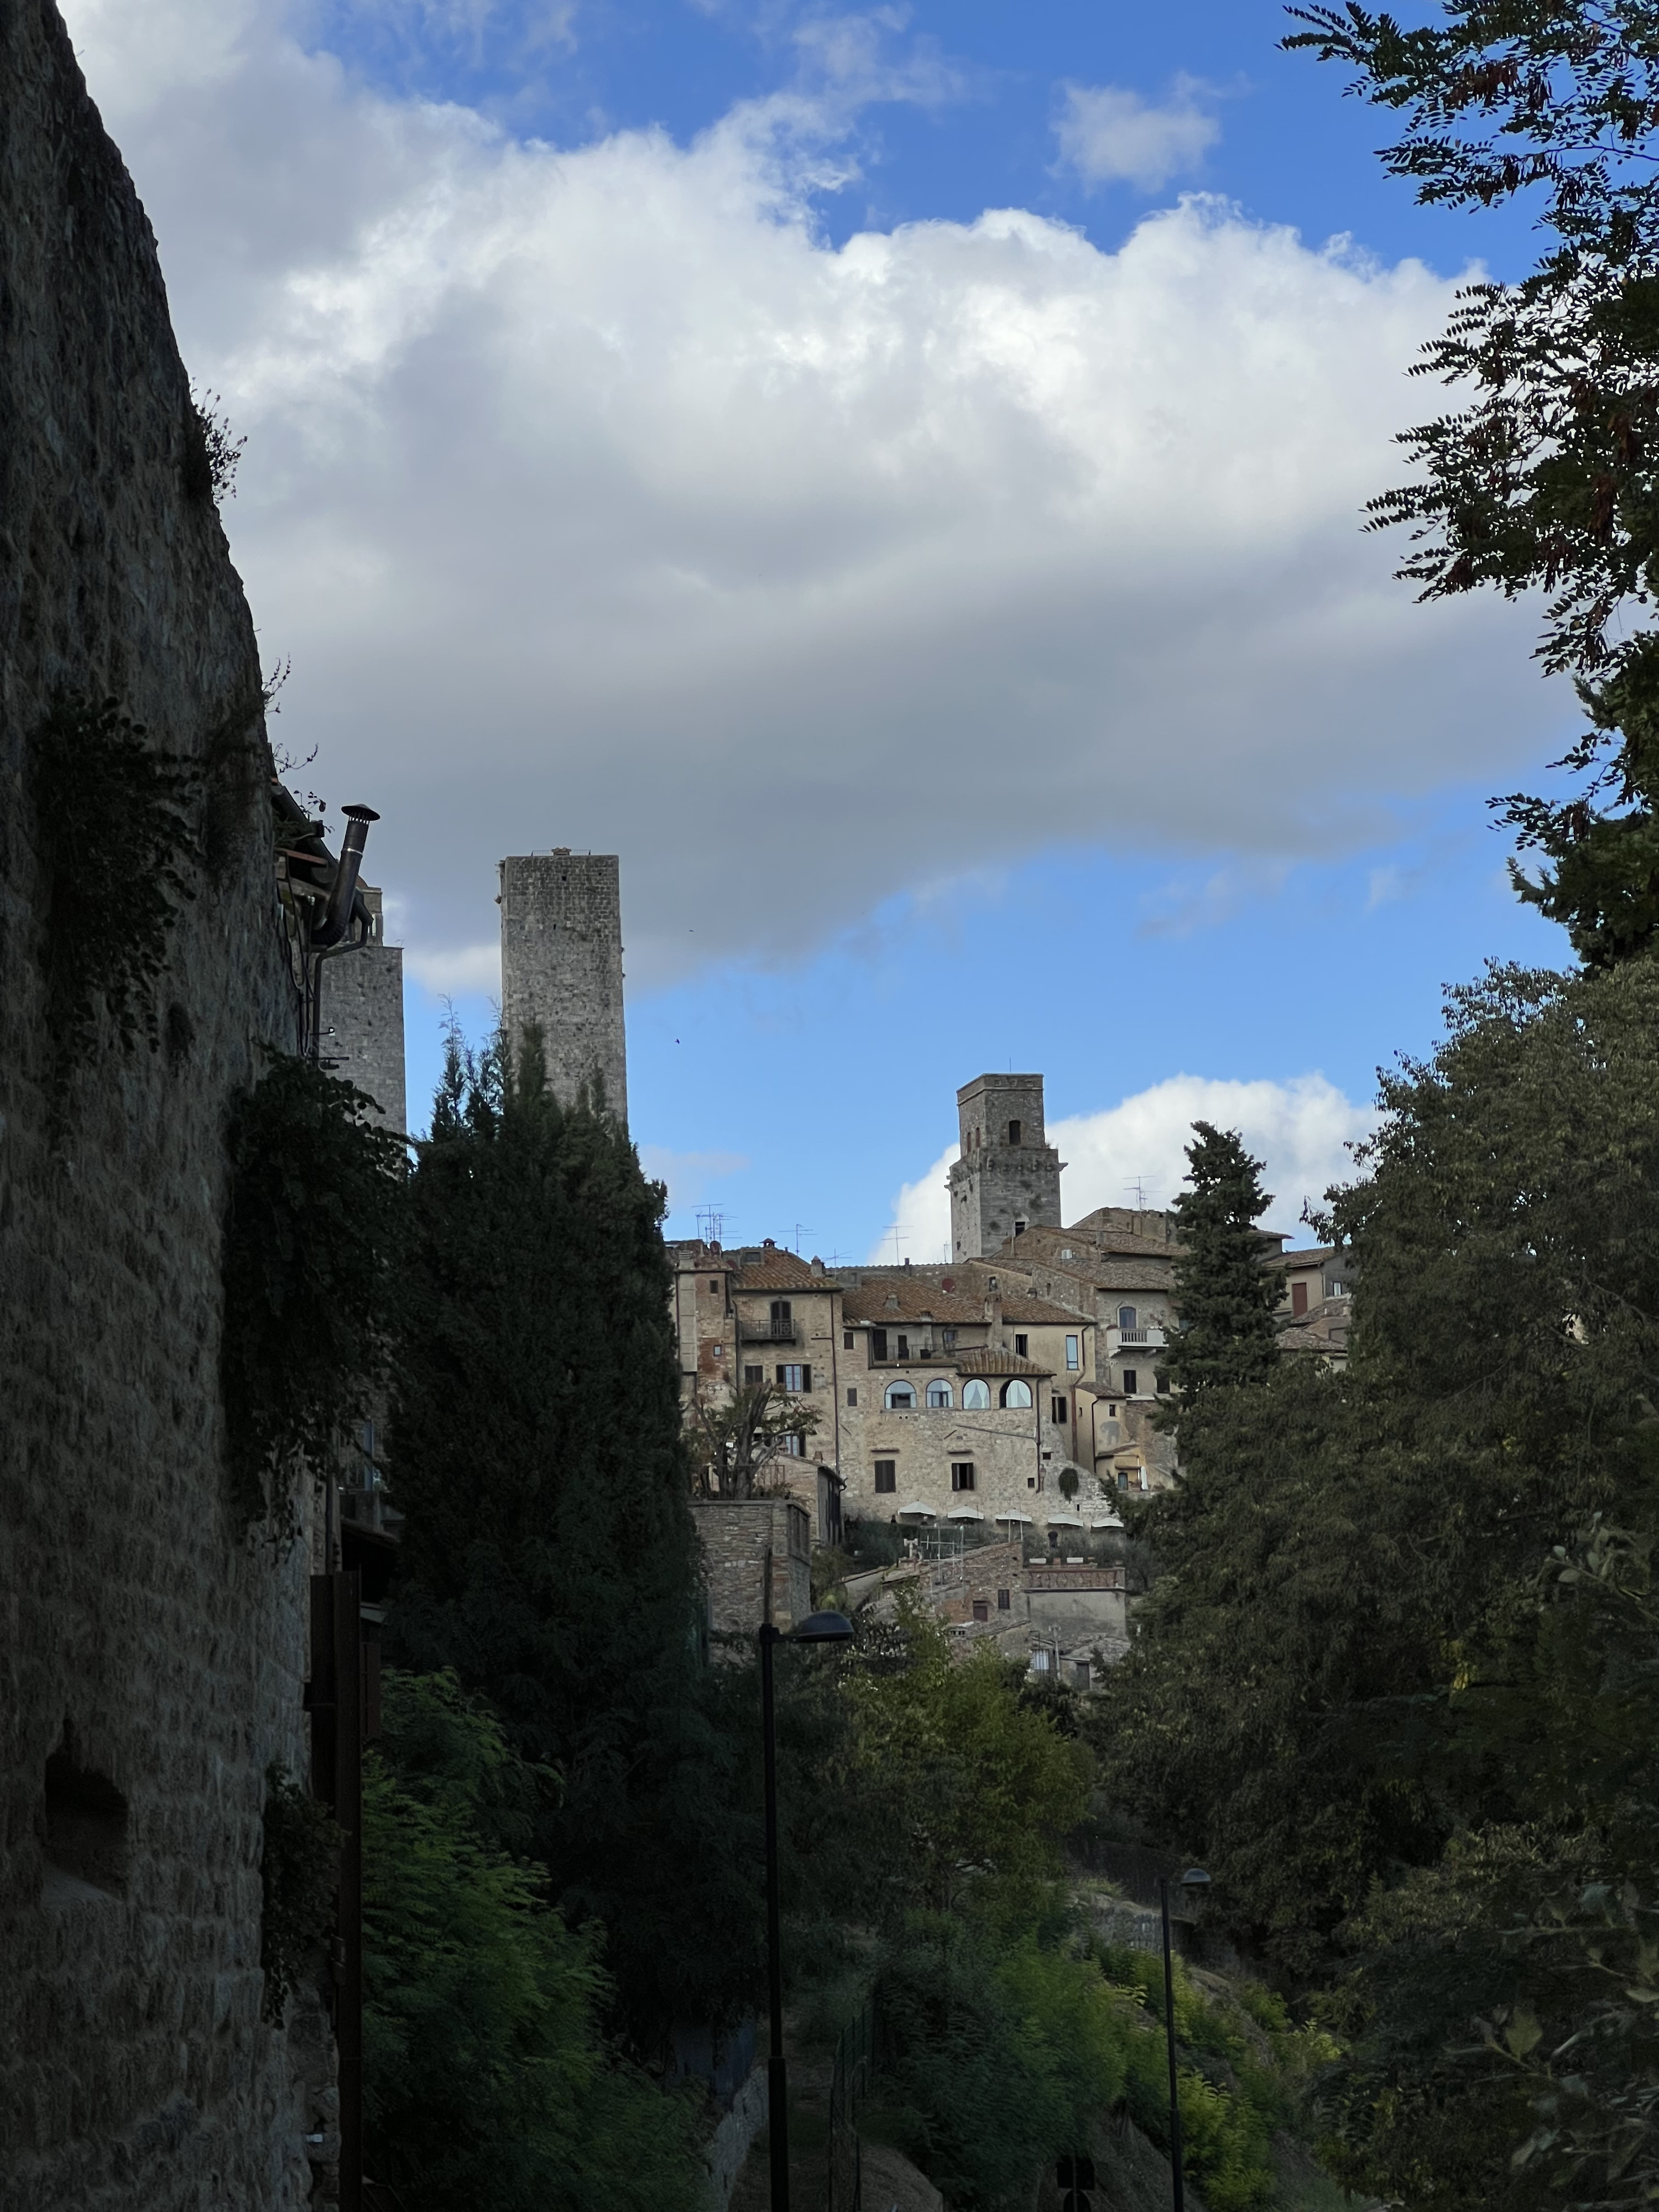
[1162,1121,1281,1396]
[385,1029,760,2052]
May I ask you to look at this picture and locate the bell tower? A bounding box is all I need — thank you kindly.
[948,1074,1062,1259]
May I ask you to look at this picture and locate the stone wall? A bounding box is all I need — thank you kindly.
[691,1498,813,1639]
[498,851,628,1124]
[319,885,406,1132]
[0,6,322,2203]
[948,1074,1062,1259]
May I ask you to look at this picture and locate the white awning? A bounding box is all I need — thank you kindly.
[1089,1515,1125,1530]
[995,1511,1034,1524]
[946,1507,984,1521]
[896,1501,936,1519]
[1045,1512,1085,1527]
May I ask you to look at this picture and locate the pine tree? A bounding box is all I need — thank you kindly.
[385,1027,761,2051]
[1162,1123,1281,1396]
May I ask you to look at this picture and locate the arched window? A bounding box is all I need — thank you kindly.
[962,1379,991,1410]
[1117,1305,1136,1332]
[884,1381,916,1411]
[1000,1379,1033,1410]
[925,1379,953,1409]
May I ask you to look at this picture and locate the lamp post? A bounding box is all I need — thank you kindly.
[760,1609,854,2212]
[1159,1866,1211,2212]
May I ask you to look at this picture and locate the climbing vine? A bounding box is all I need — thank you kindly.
[29,696,200,1059]
[221,1053,406,1524]
[260,1761,343,2024]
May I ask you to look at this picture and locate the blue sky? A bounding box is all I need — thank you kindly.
[69,0,1574,1254]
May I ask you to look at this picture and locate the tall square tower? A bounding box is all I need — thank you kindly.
[498,849,628,1124]
[948,1073,1062,1259]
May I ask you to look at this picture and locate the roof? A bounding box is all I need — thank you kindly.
[841,1279,988,1324]
[1268,1245,1340,1271]
[954,1348,1051,1378]
[729,1247,839,1292]
[1276,1297,1352,1355]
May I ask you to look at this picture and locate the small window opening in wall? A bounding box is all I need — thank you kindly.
[1014,1333,1029,1357]
[997,1587,1011,1610]
[874,1459,896,1493]
[744,1364,764,1386]
[896,1332,910,1359]
[972,1599,990,1623]
[1121,1369,1138,1396]
[44,1730,129,1897]
[843,1331,854,1350]
[1014,1218,1027,1236]
[707,1279,721,1294]
[942,1326,957,1349]
[846,1386,858,1407]
[1291,1280,1308,1315]
[1008,1119,1021,1145]
[951,1462,975,1491]
[1065,1334,1079,1370]
[870,1327,888,1363]
[1051,1396,1067,1423]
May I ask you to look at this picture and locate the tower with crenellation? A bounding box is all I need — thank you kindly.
[498,848,628,1124]
[948,1073,1063,1259]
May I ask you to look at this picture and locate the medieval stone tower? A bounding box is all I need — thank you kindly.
[948,1073,1063,1259]
[498,850,628,1124]
[319,883,406,1131]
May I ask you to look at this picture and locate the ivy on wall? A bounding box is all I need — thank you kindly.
[260,1761,343,2025]
[221,1054,406,1524]
[29,696,200,1058]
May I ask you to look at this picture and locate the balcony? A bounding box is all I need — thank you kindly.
[1108,1326,1166,1351]
[739,1318,800,1344]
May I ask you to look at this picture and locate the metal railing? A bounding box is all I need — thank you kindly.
[739,1318,800,1343]
[826,2002,877,2212]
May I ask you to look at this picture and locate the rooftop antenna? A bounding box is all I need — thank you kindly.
[696,1206,725,1248]
[1126,1178,1149,1210]
[890,1225,903,1264]
[793,1223,809,1255]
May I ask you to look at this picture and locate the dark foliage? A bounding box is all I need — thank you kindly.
[29,696,199,1061]
[183,384,244,505]
[385,1028,761,2051]
[1162,1123,1281,1399]
[221,1053,406,1522]
[259,1762,342,2024]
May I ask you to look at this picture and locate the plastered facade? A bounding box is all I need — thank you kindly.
[0,8,325,2202]
[498,851,628,1124]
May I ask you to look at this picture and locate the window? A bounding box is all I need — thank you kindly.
[1051,1396,1067,1424]
[951,1462,975,1491]
[896,1332,910,1359]
[874,1459,896,1493]
[1118,1305,1136,1331]
[1031,1648,1051,1672]
[1001,1379,1034,1409]
[1008,1119,1022,1144]
[1073,1661,1091,1690]
[1014,1333,1029,1357]
[926,1379,953,1409]
[782,1432,805,1457]
[743,1365,764,1386]
[843,1330,854,1350]
[884,1381,916,1410]
[1121,1368,1138,1396]
[1154,1368,1169,1394]
[846,1387,858,1407]
[1065,1334,1079,1370]
[1107,1402,1118,1417]
[962,1379,992,1410]
[707,1279,721,1293]
[997,1588,1011,1611]
[1014,1218,1027,1236]
[972,1599,990,1623]
[870,1327,888,1363]
[771,1298,792,1327]
[1291,1280,1308,1316]
[777,1363,810,1392]
[941,1326,958,1349]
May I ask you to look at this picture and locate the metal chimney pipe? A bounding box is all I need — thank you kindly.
[312,805,379,948]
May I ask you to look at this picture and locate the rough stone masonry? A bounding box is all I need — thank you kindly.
[0,5,325,2204]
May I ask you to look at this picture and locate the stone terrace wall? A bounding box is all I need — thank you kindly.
[691,1498,813,1639]
[0,6,320,2205]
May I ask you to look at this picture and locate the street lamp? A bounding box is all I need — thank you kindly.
[1159,1866,1211,2212]
[760,1610,854,2212]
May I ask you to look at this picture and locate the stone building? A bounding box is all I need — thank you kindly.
[0,6,342,2201]
[498,849,627,1123]
[948,1073,1064,1259]
[318,884,406,1131]
[690,1497,813,1639]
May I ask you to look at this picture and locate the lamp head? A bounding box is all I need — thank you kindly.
[794,1611,855,1645]
[1180,1867,1212,1889]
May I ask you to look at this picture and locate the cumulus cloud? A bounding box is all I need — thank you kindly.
[1053,77,1219,191]
[61,1,1559,989]
[881,1072,1371,1260]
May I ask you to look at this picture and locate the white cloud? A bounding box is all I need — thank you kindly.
[403,940,501,994]
[882,1072,1371,1260]
[637,1144,750,1213]
[1054,77,1219,191]
[60,2,1562,989]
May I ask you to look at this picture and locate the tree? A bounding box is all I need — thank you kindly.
[1162,1123,1281,1397]
[1286,2,1659,962]
[386,1028,761,2050]
[690,1380,820,1498]
[362,1670,706,2212]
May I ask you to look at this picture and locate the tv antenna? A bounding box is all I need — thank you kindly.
[695,1206,725,1248]
[1125,1178,1149,1210]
